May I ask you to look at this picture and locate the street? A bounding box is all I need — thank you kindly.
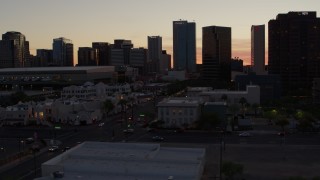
[1,100,320,179]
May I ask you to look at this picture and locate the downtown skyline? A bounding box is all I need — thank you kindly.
[1,0,319,65]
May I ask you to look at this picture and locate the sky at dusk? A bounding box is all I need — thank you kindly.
[1,0,319,65]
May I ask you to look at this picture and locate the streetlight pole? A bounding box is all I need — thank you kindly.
[219,133,223,180]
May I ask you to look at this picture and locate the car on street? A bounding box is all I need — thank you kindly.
[239,132,251,137]
[152,136,164,141]
[26,137,34,144]
[123,129,134,133]
[277,132,286,136]
[48,146,59,152]
[62,147,70,152]
[98,122,105,127]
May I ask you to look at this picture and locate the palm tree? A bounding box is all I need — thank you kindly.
[239,97,247,116]
[103,99,114,120]
[251,103,259,117]
[228,104,240,131]
[275,114,289,132]
[118,98,128,127]
[128,96,135,122]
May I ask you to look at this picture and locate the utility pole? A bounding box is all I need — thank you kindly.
[220,132,224,180]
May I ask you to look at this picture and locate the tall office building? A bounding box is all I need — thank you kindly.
[251,25,265,75]
[148,36,162,73]
[112,39,133,65]
[36,49,53,67]
[78,47,98,66]
[202,26,231,81]
[173,20,196,73]
[0,31,30,68]
[269,11,320,92]
[53,37,74,66]
[92,42,110,66]
[148,36,162,61]
[159,50,171,74]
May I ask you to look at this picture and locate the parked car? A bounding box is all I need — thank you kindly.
[123,129,134,133]
[152,136,164,142]
[98,122,105,127]
[239,132,251,137]
[26,137,34,144]
[277,132,286,136]
[62,147,70,152]
[48,146,59,152]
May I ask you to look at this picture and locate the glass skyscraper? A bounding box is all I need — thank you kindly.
[53,37,73,66]
[202,26,231,81]
[0,31,30,68]
[173,20,196,73]
[251,25,265,75]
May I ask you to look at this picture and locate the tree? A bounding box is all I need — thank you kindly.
[128,96,135,121]
[239,97,247,116]
[275,114,289,132]
[228,104,240,130]
[221,161,244,180]
[264,109,278,124]
[103,99,114,118]
[295,110,316,131]
[251,103,259,117]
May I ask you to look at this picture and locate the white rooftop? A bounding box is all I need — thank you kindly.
[157,98,201,107]
[0,66,115,73]
[40,142,205,180]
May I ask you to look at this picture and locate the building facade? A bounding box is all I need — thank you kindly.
[173,20,196,73]
[157,97,202,128]
[268,11,320,93]
[92,42,110,66]
[0,31,30,68]
[36,49,53,67]
[52,37,74,66]
[202,26,231,81]
[78,47,98,66]
[251,25,265,75]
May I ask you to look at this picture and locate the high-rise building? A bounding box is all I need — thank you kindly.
[269,11,320,92]
[251,25,265,75]
[112,39,133,65]
[78,47,98,66]
[148,36,162,61]
[36,49,53,67]
[202,26,231,81]
[159,50,171,74]
[92,42,110,66]
[173,20,196,73]
[130,47,147,75]
[52,37,74,66]
[147,36,162,73]
[0,31,30,68]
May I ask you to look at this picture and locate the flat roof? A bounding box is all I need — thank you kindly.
[157,98,200,107]
[40,142,205,180]
[0,66,115,73]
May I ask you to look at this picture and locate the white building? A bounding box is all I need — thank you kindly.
[157,97,203,128]
[1,102,32,126]
[61,82,96,99]
[61,82,131,99]
[199,85,260,105]
[186,87,213,97]
[38,142,205,180]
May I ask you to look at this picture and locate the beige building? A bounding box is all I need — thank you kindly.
[157,97,203,128]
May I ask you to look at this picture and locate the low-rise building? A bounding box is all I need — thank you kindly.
[38,142,206,180]
[186,87,213,97]
[157,97,203,128]
[199,85,260,105]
